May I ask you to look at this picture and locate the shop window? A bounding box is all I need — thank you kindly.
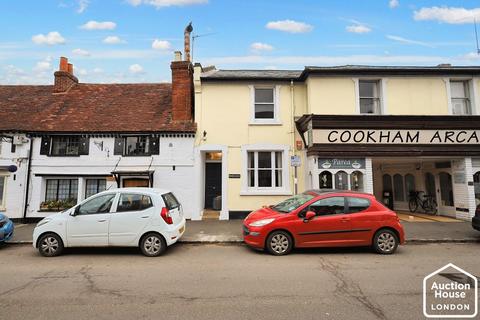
[393,174,404,202]
[85,179,107,199]
[247,151,283,189]
[439,172,454,207]
[308,197,345,216]
[424,173,436,197]
[319,171,333,189]
[405,174,416,198]
[359,80,381,114]
[335,171,348,190]
[474,172,480,206]
[45,179,78,202]
[350,171,364,191]
[0,175,6,209]
[450,81,471,115]
[382,174,392,192]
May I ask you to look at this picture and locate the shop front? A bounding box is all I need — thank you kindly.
[296,115,480,220]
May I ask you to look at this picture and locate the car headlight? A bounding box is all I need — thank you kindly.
[249,218,275,227]
[36,218,52,227]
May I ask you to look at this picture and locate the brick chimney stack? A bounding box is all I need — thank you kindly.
[170,23,194,122]
[54,57,78,93]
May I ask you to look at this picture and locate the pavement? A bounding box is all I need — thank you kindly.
[1,243,479,320]
[8,219,480,244]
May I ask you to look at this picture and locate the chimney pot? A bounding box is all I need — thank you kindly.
[67,63,73,74]
[184,22,193,62]
[59,57,68,72]
[174,51,182,62]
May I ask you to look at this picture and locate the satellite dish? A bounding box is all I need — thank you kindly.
[7,165,17,173]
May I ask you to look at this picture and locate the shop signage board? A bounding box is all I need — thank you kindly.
[313,129,480,145]
[318,158,366,170]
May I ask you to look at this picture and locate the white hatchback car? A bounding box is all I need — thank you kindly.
[33,188,186,257]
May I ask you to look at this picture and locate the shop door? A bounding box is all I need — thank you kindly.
[436,172,455,217]
[123,178,150,188]
[204,163,222,209]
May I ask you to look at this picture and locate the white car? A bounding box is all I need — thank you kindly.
[33,188,186,257]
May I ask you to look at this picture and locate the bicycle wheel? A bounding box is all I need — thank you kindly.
[408,198,418,213]
[424,199,437,215]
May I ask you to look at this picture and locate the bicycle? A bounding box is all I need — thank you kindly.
[408,191,437,215]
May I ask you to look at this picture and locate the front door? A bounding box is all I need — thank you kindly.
[205,163,222,209]
[67,193,117,247]
[437,172,455,217]
[294,196,353,247]
[123,178,150,188]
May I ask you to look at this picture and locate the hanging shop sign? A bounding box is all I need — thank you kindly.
[318,158,366,170]
[313,129,480,145]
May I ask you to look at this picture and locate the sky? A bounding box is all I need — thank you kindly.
[1,0,480,84]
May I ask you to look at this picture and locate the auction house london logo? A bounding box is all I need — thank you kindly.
[423,263,478,318]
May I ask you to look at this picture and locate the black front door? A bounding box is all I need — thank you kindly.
[205,163,222,209]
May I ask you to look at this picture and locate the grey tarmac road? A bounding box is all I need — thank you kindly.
[0,243,478,320]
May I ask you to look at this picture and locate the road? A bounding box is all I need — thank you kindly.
[0,243,478,320]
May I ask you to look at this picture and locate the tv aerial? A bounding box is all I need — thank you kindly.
[475,18,480,55]
[191,32,216,62]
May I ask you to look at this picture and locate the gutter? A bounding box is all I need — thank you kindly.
[22,137,33,222]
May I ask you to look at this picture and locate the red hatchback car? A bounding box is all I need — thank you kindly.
[243,190,405,256]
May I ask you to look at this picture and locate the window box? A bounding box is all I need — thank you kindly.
[40,199,77,212]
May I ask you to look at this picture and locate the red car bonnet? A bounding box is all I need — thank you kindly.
[245,206,281,224]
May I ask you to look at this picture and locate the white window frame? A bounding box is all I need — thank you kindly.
[354,78,387,115]
[445,78,477,115]
[0,173,7,210]
[241,144,290,195]
[249,85,281,125]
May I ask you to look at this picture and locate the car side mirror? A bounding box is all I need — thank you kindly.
[303,211,315,223]
[71,206,80,216]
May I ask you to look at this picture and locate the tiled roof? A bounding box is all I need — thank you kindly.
[0,83,196,133]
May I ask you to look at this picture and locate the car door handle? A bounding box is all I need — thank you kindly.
[340,218,350,222]
[97,219,107,222]
[141,216,149,219]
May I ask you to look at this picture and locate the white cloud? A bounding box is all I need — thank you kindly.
[414,6,480,24]
[103,36,126,44]
[266,20,313,34]
[389,0,399,9]
[129,64,144,74]
[93,68,104,73]
[250,42,274,52]
[152,39,172,50]
[72,48,91,56]
[127,0,208,8]
[80,20,116,30]
[386,35,434,47]
[346,24,371,34]
[33,57,53,72]
[77,0,89,13]
[32,31,66,45]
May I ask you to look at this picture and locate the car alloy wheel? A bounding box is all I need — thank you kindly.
[373,229,399,254]
[140,233,166,257]
[266,231,293,256]
[38,233,64,257]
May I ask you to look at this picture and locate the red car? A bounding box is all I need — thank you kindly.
[243,190,405,256]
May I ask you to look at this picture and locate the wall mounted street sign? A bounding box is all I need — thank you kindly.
[290,156,301,167]
[318,158,365,170]
[313,129,480,145]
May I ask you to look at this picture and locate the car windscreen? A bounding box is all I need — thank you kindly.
[162,192,180,210]
[271,193,315,213]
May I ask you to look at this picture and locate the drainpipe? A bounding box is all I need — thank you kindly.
[290,80,298,195]
[22,137,33,222]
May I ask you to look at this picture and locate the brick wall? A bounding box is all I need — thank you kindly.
[171,61,194,122]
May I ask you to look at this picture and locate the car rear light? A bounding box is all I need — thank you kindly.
[161,207,173,224]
